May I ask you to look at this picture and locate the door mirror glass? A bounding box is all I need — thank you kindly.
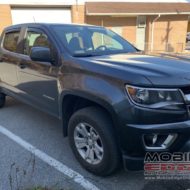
[30,47,52,63]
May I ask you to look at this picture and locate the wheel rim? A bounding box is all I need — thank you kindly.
[74,122,104,165]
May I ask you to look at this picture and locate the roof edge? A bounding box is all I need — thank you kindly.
[86,12,190,16]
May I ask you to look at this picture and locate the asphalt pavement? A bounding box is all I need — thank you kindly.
[1,97,190,190]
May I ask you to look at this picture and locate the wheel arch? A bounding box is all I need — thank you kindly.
[59,90,119,137]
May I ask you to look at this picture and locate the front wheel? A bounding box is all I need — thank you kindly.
[68,107,120,176]
[0,93,6,108]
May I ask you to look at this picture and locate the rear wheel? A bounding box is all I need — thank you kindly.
[0,93,5,108]
[68,106,120,176]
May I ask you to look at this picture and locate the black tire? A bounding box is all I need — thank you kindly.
[0,93,5,108]
[68,106,121,176]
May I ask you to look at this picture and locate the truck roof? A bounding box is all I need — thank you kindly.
[4,23,99,31]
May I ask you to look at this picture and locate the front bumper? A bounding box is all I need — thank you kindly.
[121,120,190,171]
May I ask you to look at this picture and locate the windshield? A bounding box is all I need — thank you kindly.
[52,25,137,57]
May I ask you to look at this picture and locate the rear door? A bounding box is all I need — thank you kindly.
[17,27,59,117]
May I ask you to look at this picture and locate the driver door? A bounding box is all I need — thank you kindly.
[17,28,59,117]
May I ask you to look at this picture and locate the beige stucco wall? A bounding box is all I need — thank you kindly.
[0,5,12,34]
[146,15,188,52]
[72,5,85,23]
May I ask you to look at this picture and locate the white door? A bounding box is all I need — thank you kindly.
[136,16,146,51]
[11,8,72,24]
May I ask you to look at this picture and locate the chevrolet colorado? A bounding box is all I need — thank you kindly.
[0,23,190,176]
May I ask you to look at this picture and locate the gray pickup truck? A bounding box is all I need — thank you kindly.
[1,23,190,176]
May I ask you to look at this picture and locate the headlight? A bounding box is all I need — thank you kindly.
[126,85,184,109]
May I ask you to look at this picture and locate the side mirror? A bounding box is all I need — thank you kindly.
[30,47,52,63]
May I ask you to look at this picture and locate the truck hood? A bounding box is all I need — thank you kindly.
[83,53,190,87]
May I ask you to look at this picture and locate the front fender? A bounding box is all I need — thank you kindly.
[59,89,119,123]
[58,73,132,134]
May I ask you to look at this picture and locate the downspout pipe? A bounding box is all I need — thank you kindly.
[76,0,79,23]
[151,14,161,52]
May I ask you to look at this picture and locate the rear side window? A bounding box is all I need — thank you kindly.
[3,31,20,52]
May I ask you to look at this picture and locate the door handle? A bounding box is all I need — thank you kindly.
[19,63,27,69]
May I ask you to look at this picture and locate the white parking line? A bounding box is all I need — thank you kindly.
[0,125,99,190]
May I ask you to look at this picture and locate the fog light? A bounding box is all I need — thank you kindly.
[143,134,177,150]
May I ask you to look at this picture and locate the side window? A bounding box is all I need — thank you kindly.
[3,31,20,52]
[24,31,49,55]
